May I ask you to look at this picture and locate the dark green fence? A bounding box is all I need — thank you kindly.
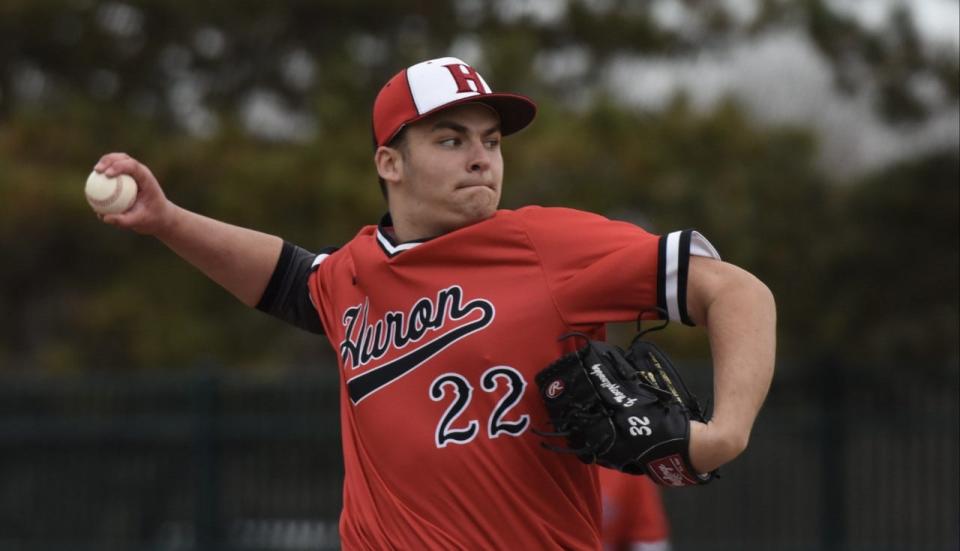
[1,361,957,551]
[664,361,959,551]
[0,371,343,551]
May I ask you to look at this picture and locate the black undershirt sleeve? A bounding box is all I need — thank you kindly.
[256,241,335,335]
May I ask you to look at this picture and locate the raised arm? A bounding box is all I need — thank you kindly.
[94,153,283,307]
[684,255,777,474]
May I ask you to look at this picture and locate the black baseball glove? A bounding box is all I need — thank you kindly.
[534,315,716,487]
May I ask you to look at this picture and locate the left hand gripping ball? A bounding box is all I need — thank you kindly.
[85,171,138,215]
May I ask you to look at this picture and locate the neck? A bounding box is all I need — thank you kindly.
[388,214,440,243]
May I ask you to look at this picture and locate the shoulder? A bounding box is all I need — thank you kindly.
[348,224,379,245]
[506,206,654,243]
[511,205,606,222]
[307,224,377,277]
[500,206,616,233]
[324,224,377,257]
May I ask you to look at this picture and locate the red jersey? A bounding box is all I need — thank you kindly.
[599,468,670,550]
[306,206,717,550]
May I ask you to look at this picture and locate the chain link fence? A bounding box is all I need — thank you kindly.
[1,360,957,550]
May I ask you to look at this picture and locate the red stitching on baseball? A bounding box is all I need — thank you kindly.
[88,177,124,207]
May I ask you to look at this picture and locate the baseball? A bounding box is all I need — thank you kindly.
[85,170,138,215]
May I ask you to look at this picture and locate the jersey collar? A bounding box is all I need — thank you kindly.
[376,213,428,257]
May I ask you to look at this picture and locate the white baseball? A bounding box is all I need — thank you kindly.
[85,171,138,215]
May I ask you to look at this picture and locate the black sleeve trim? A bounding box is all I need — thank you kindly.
[257,241,295,311]
[656,236,668,320]
[256,241,336,335]
[677,230,694,326]
[656,230,699,327]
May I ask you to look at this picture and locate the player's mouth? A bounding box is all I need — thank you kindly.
[456,181,495,191]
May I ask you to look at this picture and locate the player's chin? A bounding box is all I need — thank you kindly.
[462,193,499,220]
[448,201,498,230]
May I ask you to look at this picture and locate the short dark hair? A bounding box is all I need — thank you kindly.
[375,127,408,200]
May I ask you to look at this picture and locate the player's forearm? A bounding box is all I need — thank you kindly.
[155,204,283,307]
[702,270,776,453]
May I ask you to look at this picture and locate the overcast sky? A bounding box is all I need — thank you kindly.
[600,0,960,179]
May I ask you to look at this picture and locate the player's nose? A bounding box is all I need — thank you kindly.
[466,139,492,173]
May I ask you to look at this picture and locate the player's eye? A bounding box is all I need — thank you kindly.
[438,137,461,147]
[485,138,501,149]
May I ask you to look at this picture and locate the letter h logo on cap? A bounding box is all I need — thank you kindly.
[372,56,537,147]
[443,63,487,94]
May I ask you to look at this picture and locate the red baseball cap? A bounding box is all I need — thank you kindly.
[372,57,537,147]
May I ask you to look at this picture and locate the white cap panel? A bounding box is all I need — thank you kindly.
[406,56,493,114]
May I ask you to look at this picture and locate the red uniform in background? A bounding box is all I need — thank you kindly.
[599,468,671,551]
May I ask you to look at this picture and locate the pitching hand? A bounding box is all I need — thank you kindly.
[92,153,174,236]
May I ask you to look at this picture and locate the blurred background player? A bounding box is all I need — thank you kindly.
[599,468,671,551]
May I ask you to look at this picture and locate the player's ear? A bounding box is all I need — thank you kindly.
[375,146,403,184]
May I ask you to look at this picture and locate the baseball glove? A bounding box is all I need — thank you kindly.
[534,315,716,487]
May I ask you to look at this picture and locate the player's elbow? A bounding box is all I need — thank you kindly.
[728,431,751,458]
[687,259,776,326]
[729,266,777,328]
[713,429,751,468]
[754,273,775,306]
[749,275,777,324]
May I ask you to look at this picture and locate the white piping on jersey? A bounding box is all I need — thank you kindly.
[376,229,423,255]
[307,253,332,311]
[664,233,682,322]
[690,231,720,260]
[311,253,331,269]
[663,231,720,322]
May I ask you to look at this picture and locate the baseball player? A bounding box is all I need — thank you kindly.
[92,57,776,550]
[599,467,671,551]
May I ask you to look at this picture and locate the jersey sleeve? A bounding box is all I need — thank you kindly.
[255,241,335,334]
[518,206,720,328]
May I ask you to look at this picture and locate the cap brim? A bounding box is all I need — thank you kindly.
[391,93,537,143]
[470,93,537,137]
